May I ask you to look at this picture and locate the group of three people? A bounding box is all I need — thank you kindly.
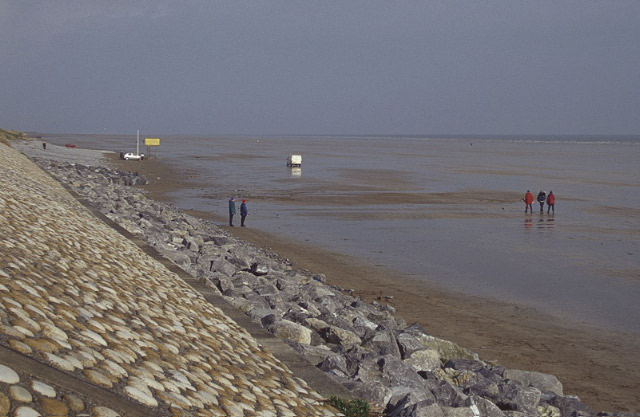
[523,190,555,214]
[228,197,248,227]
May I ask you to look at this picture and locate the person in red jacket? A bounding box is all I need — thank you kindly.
[523,190,534,213]
[547,191,556,213]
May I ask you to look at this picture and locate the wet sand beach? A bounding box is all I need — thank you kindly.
[104,151,640,413]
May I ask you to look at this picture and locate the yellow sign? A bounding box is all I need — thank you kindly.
[145,138,160,146]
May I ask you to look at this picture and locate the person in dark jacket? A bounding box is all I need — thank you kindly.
[228,197,236,226]
[536,190,546,213]
[240,199,248,227]
[547,191,556,213]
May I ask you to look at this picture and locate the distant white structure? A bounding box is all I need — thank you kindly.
[287,154,302,167]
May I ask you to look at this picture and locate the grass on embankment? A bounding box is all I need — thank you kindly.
[0,128,27,146]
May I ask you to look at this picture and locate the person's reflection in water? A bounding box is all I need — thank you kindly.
[546,217,555,230]
[528,216,555,232]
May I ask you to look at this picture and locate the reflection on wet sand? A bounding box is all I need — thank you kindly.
[524,215,555,232]
[537,216,555,230]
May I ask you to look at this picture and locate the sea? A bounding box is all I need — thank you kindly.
[38,133,640,334]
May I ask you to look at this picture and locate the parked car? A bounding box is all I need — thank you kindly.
[123,152,143,161]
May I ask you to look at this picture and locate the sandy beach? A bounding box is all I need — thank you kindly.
[104,151,640,413]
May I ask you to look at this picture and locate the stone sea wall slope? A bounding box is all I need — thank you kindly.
[0,142,341,416]
[14,139,614,417]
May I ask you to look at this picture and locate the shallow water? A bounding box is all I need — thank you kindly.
[41,133,640,333]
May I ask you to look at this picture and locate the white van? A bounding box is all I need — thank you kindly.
[287,154,302,167]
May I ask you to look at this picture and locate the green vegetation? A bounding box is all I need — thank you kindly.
[0,128,26,146]
[328,396,371,417]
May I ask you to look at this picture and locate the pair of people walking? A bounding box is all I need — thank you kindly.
[228,197,248,227]
[523,190,555,214]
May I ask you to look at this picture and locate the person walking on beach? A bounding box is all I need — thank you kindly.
[523,190,534,213]
[240,199,248,227]
[536,190,546,213]
[228,197,236,226]
[547,191,555,213]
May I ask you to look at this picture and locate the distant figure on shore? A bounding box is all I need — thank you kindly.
[228,197,236,226]
[536,190,546,213]
[240,199,248,227]
[547,191,555,213]
[42,142,46,150]
[523,190,534,213]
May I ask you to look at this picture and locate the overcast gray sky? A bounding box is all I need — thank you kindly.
[1,1,638,136]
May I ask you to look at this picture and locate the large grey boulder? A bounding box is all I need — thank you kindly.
[387,390,437,417]
[250,262,270,276]
[404,349,442,373]
[445,359,486,373]
[428,380,469,408]
[247,307,277,323]
[503,369,563,397]
[290,343,334,366]
[204,257,235,276]
[254,282,279,296]
[268,319,312,345]
[318,352,350,377]
[182,236,200,252]
[306,284,337,300]
[204,273,234,294]
[441,407,474,417]
[362,329,402,359]
[226,297,254,314]
[470,396,504,417]
[379,355,430,389]
[274,276,300,297]
[343,380,392,409]
[318,326,362,349]
[397,332,428,359]
[417,334,479,362]
[464,374,500,400]
[493,383,541,414]
[389,402,444,417]
[353,356,383,384]
[231,271,259,287]
[548,395,594,417]
[352,315,378,337]
[305,317,330,333]
[518,387,542,414]
[198,277,223,296]
[199,241,222,257]
[164,250,192,267]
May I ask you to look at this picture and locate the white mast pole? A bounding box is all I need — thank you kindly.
[137,130,140,155]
